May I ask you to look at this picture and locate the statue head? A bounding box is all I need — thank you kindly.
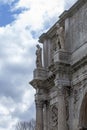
[56,23,60,29]
[36,44,40,49]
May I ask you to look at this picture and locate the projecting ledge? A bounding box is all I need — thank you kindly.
[29,79,43,89]
[29,67,48,89]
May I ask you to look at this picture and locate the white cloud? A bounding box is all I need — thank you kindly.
[0,115,18,130]
[0,105,9,115]
[0,0,78,130]
[12,0,64,30]
[0,96,18,130]
[16,88,35,113]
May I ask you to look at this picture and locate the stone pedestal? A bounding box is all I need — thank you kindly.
[53,50,71,64]
[33,68,48,80]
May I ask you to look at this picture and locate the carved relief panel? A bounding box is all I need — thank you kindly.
[49,104,58,130]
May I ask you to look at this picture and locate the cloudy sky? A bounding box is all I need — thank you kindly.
[0,0,77,130]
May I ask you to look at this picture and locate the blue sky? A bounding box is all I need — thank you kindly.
[0,0,77,130]
[0,0,28,26]
[0,0,16,26]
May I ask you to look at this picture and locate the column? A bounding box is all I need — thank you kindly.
[57,86,68,130]
[35,99,43,130]
[43,101,49,130]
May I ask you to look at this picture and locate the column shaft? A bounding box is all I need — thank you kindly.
[58,88,68,130]
[43,101,49,130]
[35,100,43,130]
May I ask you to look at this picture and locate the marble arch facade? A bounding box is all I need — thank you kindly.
[30,0,87,130]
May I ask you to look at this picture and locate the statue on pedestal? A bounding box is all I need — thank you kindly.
[56,23,65,50]
[36,44,42,68]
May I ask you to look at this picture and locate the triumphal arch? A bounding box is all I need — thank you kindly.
[30,0,87,130]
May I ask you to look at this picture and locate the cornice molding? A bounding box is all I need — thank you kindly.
[39,0,87,44]
[71,55,87,73]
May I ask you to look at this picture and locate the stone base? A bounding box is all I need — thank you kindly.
[53,49,71,64]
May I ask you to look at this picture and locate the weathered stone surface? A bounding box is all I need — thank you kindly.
[30,0,87,130]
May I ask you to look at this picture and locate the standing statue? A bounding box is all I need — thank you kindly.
[56,23,65,50]
[36,44,42,68]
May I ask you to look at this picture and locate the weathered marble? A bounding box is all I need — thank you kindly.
[30,0,87,130]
